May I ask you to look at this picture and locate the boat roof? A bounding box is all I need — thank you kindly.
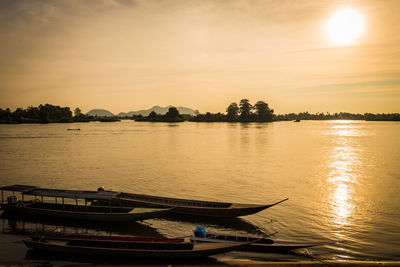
[0,184,37,193]
[0,184,118,200]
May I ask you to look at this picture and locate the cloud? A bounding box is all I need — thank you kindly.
[0,0,137,28]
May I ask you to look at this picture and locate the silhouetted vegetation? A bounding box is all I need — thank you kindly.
[0,104,121,124]
[72,107,91,122]
[0,104,73,123]
[364,113,400,121]
[226,103,239,122]
[1,102,399,124]
[190,100,399,122]
[275,112,400,121]
[134,107,184,122]
[190,99,274,122]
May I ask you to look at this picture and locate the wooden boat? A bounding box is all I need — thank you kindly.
[190,232,325,253]
[23,235,254,258]
[108,192,289,217]
[0,185,171,222]
[1,184,288,218]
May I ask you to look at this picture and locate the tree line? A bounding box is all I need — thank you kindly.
[275,112,400,121]
[0,104,120,124]
[1,102,399,124]
[190,99,274,122]
[133,99,274,123]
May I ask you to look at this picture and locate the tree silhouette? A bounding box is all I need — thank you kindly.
[254,101,274,121]
[74,107,82,117]
[148,111,158,118]
[166,107,180,118]
[239,99,252,121]
[226,102,239,121]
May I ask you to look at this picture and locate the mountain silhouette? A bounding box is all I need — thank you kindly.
[118,105,197,117]
[86,109,115,117]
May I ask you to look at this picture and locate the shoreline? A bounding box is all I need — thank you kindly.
[1,260,400,267]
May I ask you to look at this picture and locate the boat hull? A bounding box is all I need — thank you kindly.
[105,194,288,217]
[190,234,323,253]
[0,184,287,218]
[0,202,170,222]
[24,238,252,258]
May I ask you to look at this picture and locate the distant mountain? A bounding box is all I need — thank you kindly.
[118,105,198,117]
[86,109,115,117]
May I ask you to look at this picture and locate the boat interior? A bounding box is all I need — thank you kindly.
[23,201,134,213]
[117,192,232,208]
[206,233,274,244]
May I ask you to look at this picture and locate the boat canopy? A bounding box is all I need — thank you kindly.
[0,184,118,200]
[0,185,38,193]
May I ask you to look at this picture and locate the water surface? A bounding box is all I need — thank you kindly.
[0,120,399,261]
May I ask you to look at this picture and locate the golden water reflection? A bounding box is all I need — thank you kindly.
[327,121,360,228]
[332,183,352,226]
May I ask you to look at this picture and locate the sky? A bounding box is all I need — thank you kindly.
[0,0,399,114]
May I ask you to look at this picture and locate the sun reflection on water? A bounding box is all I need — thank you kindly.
[327,121,360,228]
[332,183,352,226]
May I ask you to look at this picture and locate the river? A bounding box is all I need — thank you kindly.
[0,120,399,262]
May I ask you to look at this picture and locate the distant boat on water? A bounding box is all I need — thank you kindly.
[293,119,300,122]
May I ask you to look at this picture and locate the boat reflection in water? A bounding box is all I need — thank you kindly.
[1,210,163,238]
[24,248,222,266]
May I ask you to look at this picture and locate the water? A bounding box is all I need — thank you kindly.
[0,120,399,261]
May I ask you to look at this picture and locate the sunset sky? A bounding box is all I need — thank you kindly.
[0,0,399,114]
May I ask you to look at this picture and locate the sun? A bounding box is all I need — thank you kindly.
[326,8,364,45]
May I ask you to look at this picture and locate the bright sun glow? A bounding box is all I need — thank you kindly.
[326,8,364,45]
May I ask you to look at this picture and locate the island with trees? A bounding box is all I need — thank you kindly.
[189,99,274,122]
[188,99,400,122]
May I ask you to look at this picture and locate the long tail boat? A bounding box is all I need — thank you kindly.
[108,192,288,217]
[190,231,326,253]
[1,184,288,218]
[23,235,255,258]
[0,185,171,222]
